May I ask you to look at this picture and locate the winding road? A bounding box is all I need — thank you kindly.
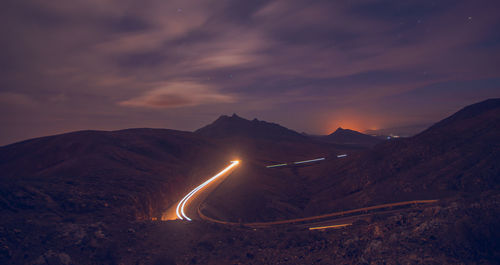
[161,160,240,221]
[162,160,438,230]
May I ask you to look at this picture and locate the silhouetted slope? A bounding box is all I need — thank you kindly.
[308,98,500,214]
[195,114,306,141]
[322,127,382,147]
[0,128,224,221]
[426,98,500,131]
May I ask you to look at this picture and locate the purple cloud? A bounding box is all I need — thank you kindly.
[1,0,500,145]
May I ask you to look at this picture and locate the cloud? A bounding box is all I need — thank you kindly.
[191,30,270,69]
[0,92,37,107]
[119,81,236,109]
[1,0,500,145]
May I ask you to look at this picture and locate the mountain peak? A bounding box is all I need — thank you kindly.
[214,113,246,123]
[324,127,381,147]
[330,127,362,135]
[195,114,305,141]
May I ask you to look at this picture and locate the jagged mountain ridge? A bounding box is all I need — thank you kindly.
[195,114,306,141]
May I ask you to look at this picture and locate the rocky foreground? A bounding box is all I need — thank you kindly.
[2,193,498,264]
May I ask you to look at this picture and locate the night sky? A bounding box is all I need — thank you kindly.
[1,0,500,145]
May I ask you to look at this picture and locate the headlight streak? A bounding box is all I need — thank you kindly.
[265,163,288,168]
[309,223,352,230]
[337,154,347,158]
[292,157,325,164]
[265,157,327,168]
[176,160,239,221]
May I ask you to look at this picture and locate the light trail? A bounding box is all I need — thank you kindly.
[266,163,288,168]
[176,160,239,221]
[309,223,352,230]
[266,157,325,168]
[337,154,347,158]
[198,199,438,226]
[293,157,325,164]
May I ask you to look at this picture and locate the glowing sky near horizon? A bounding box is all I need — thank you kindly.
[1,0,500,145]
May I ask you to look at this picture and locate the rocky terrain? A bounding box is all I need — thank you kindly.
[138,193,500,265]
[0,99,499,264]
[3,193,497,265]
[0,128,228,222]
[306,98,500,215]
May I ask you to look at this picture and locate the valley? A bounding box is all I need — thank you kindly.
[0,99,499,264]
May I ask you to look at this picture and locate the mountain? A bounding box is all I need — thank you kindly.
[321,127,382,147]
[195,113,306,141]
[1,100,499,264]
[307,98,500,214]
[0,128,229,222]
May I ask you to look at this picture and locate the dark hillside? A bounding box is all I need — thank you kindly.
[0,128,225,222]
[307,98,500,214]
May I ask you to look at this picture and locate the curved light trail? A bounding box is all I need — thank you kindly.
[197,199,438,227]
[176,160,239,221]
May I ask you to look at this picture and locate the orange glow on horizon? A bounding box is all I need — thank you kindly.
[322,112,384,134]
[324,120,366,134]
